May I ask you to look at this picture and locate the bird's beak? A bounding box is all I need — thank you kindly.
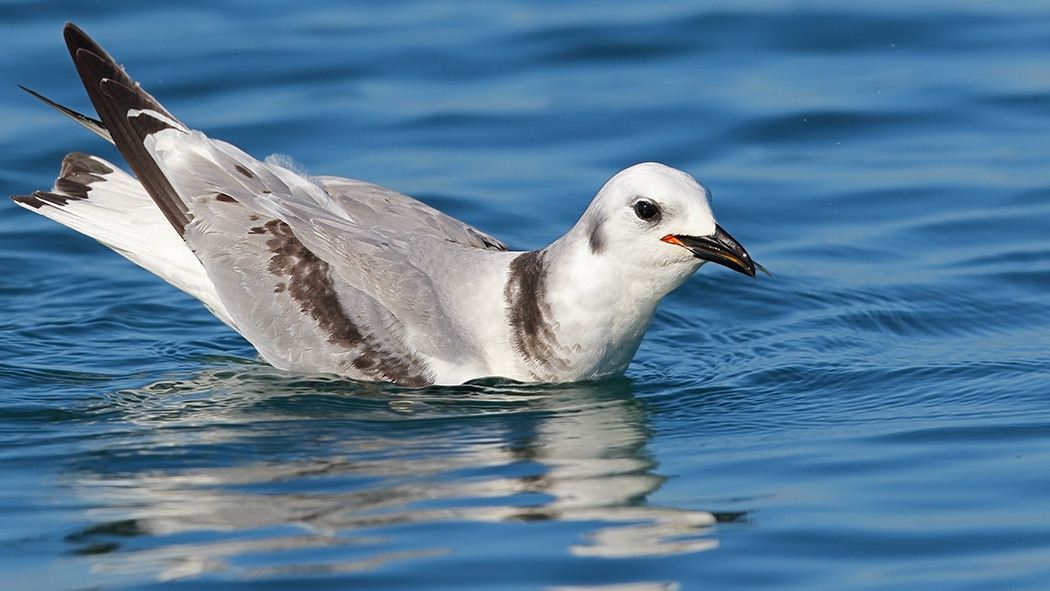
[662,225,769,278]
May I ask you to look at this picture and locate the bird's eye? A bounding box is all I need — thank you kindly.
[633,200,659,221]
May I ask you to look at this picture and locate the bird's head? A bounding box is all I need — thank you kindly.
[574,162,767,294]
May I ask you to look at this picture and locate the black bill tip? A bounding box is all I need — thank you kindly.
[662,224,768,278]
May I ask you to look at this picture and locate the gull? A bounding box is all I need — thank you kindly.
[11,23,767,387]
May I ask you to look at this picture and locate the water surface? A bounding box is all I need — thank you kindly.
[2,1,1050,589]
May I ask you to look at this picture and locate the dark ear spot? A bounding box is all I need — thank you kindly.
[588,220,604,255]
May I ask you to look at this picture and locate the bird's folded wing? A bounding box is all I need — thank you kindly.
[311,176,508,252]
[63,22,506,383]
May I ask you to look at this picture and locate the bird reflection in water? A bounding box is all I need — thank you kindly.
[63,369,725,584]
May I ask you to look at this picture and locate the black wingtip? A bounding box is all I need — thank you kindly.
[63,22,102,60]
[59,22,190,236]
[17,84,110,142]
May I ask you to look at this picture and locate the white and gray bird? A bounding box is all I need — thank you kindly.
[12,23,767,387]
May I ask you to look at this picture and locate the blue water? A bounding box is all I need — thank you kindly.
[2,1,1050,589]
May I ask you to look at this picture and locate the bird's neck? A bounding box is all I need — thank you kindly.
[502,236,663,382]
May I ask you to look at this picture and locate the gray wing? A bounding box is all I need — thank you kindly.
[179,150,506,385]
[313,176,508,252]
[62,23,505,385]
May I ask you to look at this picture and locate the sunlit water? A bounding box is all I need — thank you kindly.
[2,1,1050,590]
